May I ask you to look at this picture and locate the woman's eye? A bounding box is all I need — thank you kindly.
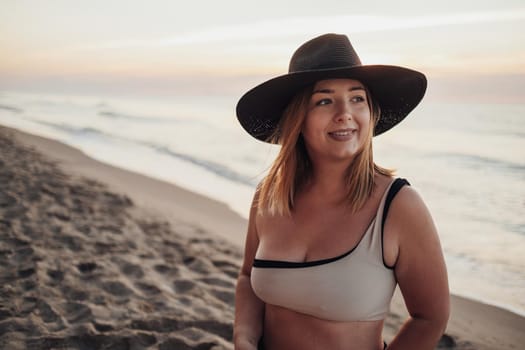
[316,98,332,106]
[351,96,365,103]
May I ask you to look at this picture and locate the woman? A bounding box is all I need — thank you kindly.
[234,33,449,350]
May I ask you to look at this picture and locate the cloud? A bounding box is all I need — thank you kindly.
[70,9,525,51]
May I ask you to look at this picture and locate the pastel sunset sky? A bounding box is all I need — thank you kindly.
[1,0,524,102]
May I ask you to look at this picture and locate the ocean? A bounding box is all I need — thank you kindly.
[1,90,524,316]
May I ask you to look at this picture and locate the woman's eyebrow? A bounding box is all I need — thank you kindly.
[312,86,365,94]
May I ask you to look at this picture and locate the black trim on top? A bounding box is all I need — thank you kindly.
[253,246,356,269]
[381,178,410,270]
[253,217,376,269]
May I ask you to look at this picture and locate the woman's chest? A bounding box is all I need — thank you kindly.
[256,205,376,262]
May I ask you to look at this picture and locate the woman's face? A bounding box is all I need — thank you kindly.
[302,78,371,164]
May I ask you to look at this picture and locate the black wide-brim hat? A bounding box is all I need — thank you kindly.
[236,33,427,143]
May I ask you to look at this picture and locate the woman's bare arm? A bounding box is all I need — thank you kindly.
[386,186,450,349]
[234,192,265,350]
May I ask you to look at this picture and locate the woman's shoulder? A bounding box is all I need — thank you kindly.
[388,180,427,214]
[385,180,436,239]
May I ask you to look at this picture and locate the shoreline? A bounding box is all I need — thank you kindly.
[2,124,524,349]
[5,125,247,250]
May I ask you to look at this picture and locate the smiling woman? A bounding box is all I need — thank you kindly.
[233,33,449,350]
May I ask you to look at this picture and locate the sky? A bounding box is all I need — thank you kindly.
[1,0,524,102]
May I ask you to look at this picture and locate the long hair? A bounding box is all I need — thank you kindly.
[257,84,394,216]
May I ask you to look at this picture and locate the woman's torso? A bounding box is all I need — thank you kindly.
[261,304,385,350]
[252,175,398,350]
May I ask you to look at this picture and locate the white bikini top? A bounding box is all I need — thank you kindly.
[250,178,408,322]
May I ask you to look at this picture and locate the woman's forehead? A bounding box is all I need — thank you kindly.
[313,78,365,91]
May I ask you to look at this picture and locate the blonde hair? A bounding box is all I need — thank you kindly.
[258,84,394,216]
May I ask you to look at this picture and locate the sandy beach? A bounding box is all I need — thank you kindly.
[1,124,524,350]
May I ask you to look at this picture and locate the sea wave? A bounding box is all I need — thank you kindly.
[98,110,178,124]
[432,152,525,174]
[31,118,256,187]
[33,120,106,137]
[0,104,24,114]
[145,143,256,187]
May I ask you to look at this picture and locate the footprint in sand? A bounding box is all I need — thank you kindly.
[101,281,133,297]
[161,238,185,253]
[0,191,17,207]
[13,242,35,265]
[0,307,13,322]
[134,282,162,296]
[197,277,235,289]
[208,289,235,305]
[46,205,70,221]
[77,262,98,273]
[92,320,114,332]
[21,222,44,240]
[47,269,64,281]
[37,300,61,323]
[96,223,122,235]
[153,263,179,275]
[94,241,119,255]
[183,256,214,275]
[190,320,233,342]
[19,296,38,316]
[119,261,145,279]
[173,279,196,294]
[130,317,180,333]
[60,302,93,324]
[21,279,37,293]
[211,259,240,279]
[63,285,89,301]
[18,267,36,279]
[55,234,83,251]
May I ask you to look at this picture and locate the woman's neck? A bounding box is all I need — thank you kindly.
[306,160,352,200]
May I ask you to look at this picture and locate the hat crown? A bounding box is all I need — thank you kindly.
[288,33,362,73]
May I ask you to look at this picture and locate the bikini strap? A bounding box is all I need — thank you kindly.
[381,178,410,269]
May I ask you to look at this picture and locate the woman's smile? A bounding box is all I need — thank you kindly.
[327,128,357,141]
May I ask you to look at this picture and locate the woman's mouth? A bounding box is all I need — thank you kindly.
[327,128,356,141]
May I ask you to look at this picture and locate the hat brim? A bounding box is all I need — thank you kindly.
[236,65,427,143]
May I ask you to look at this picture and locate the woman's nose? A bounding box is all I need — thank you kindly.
[334,101,352,123]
